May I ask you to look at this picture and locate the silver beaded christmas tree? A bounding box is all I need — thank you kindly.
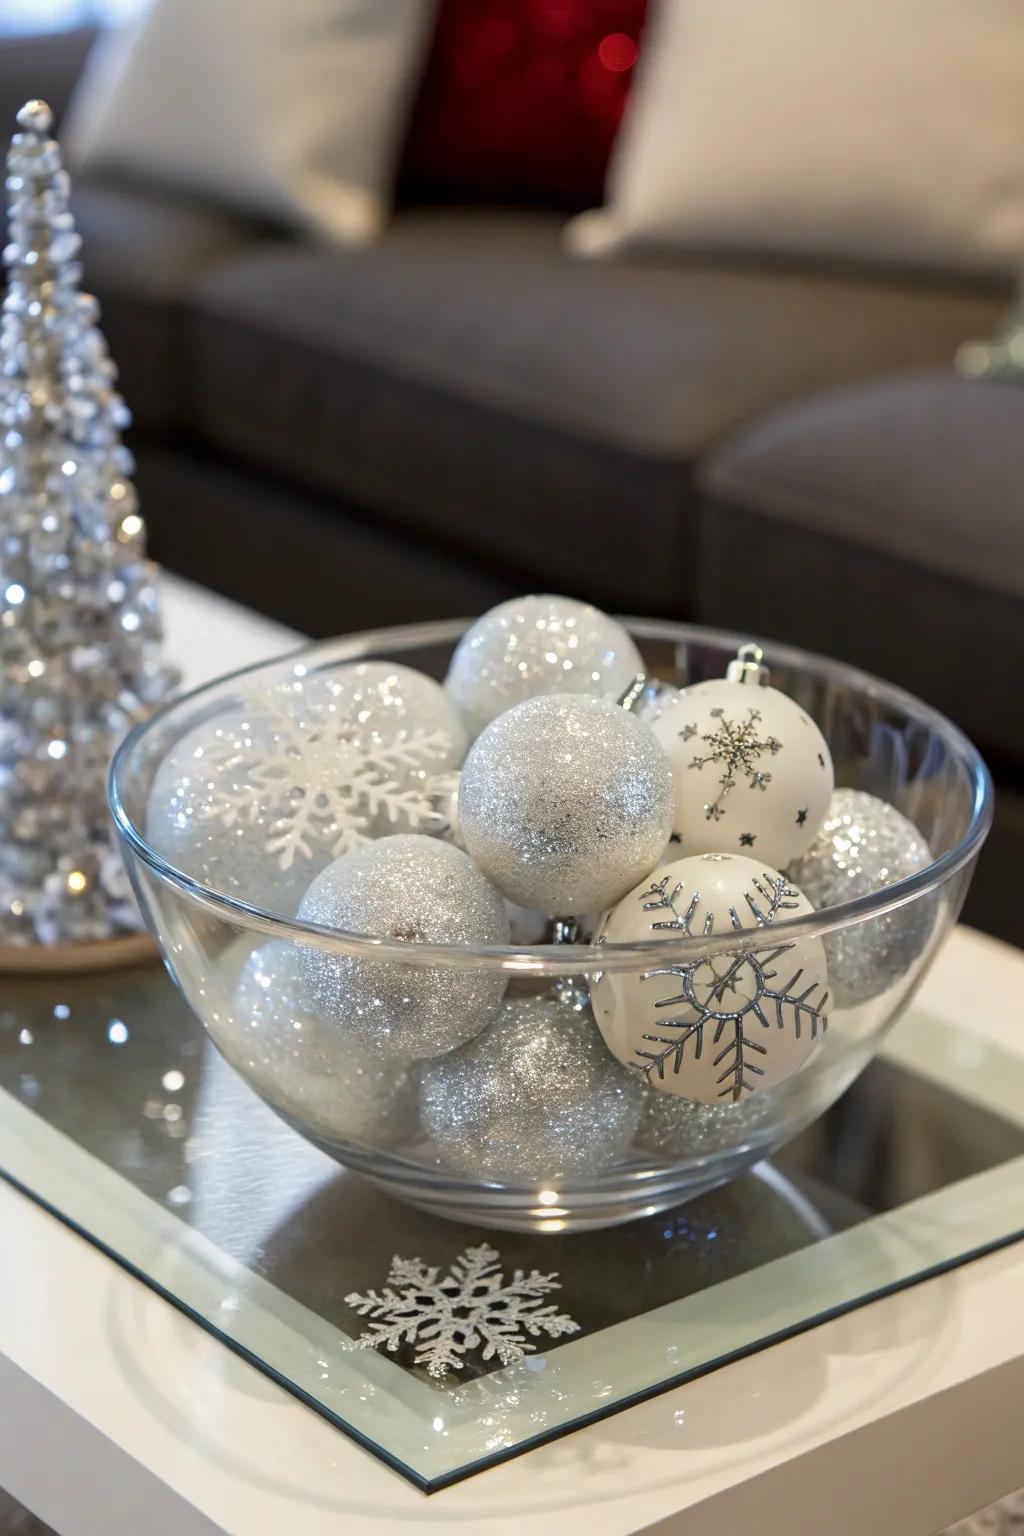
[0,99,178,950]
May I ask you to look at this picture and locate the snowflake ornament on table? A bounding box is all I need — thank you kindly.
[345,1244,579,1380]
[592,853,830,1105]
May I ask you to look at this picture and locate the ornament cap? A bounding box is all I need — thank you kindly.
[16,99,53,135]
[725,643,770,687]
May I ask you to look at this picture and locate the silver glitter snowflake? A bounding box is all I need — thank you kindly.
[201,686,451,868]
[686,706,782,821]
[345,1244,579,1380]
[642,868,801,933]
[632,872,828,1101]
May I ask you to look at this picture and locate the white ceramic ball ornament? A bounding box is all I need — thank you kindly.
[458,693,675,916]
[228,941,418,1149]
[419,996,644,1182]
[652,647,833,870]
[592,853,829,1104]
[296,834,510,1061]
[445,593,644,739]
[788,788,935,1007]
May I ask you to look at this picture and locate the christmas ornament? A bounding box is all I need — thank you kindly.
[651,645,833,869]
[458,693,674,916]
[147,713,310,915]
[230,940,417,1148]
[296,833,510,1060]
[0,100,178,950]
[634,1086,774,1160]
[445,593,644,739]
[147,665,462,914]
[345,1243,579,1379]
[788,788,935,1007]
[419,995,644,1181]
[592,853,829,1103]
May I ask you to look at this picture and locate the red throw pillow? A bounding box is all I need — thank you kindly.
[400,0,648,208]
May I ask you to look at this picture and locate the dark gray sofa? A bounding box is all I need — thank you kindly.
[5,28,1022,941]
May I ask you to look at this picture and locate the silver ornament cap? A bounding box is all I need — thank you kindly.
[459,693,676,916]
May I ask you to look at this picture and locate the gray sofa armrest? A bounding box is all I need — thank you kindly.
[0,27,95,133]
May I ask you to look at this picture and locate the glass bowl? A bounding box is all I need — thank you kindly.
[109,619,991,1233]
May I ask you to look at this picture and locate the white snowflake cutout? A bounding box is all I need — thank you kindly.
[345,1244,580,1379]
[199,683,454,869]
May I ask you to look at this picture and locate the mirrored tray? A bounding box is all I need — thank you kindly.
[1,963,1022,1490]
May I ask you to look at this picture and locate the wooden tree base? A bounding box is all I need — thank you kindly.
[0,930,159,976]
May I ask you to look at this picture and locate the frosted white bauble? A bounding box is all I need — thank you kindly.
[419,996,644,1182]
[788,789,935,1006]
[592,853,829,1104]
[227,941,418,1149]
[445,593,644,739]
[146,712,314,916]
[459,694,675,916]
[296,834,510,1061]
[652,678,834,869]
[290,661,467,791]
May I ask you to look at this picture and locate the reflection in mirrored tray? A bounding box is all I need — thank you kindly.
[1,963,1022,1489]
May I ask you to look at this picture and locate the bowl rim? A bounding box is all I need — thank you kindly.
[109,616,993,975]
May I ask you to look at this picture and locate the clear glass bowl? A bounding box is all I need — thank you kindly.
[109,619,991,1233]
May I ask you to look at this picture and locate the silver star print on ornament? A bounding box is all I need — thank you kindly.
[687,706,782,822]
[345,1244,579,1379]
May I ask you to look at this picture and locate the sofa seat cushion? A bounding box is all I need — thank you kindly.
[697,371,1023,756]
[71,179,252,431]
[182,207,1006,611]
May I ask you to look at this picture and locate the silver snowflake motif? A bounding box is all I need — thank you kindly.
[201,686,452,868]
[633,871,828,1100]
[686,706,782,822]
[641,868,801,933]
[345,1244,579,1380]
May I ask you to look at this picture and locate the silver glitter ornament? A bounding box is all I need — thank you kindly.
[296,834,510,1061]
[146,713,314,916]
[788,789,934,1007]
[445,594,644,740]
[228,941,417,1149]
[0,101,179,948]
[634,1087,774,1161]
[420,996,644,1183]
[459,694,675,916]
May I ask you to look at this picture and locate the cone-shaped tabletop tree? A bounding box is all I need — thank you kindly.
[0,99,178,947]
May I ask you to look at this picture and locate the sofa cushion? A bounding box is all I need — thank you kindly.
[697,372,1023,756]
[182,207,1006,611]
[71,179,252,431]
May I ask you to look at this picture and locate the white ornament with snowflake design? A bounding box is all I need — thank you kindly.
[345,1243,579,1379]
[592,853,829,1103]
[652,647,834,869]
[146,663,464,915]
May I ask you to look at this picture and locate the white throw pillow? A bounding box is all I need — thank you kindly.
[568,0,1024,277]
[67,0,437,245]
